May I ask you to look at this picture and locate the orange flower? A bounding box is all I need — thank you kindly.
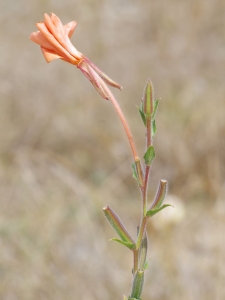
[30,13,122,99]
[30,13,83,65]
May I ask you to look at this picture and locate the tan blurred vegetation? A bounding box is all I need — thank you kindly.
[0,0,225,299]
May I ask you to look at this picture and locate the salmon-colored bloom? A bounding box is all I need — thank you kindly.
[30,13,122,100]
[30,13,83,64]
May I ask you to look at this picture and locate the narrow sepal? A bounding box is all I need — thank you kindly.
[123,296,128,300]
[130,270,144,300]
[103,206,135,244]
[143,145,155,166]
[146,204,173,217]
[150,180,168,210]
[84,57,122,90]
[78,59,110,100]
[110,238,136,250]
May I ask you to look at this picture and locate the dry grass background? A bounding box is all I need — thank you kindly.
[0,0,225,299]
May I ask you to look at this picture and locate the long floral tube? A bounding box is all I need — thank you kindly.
[30,13,139,160]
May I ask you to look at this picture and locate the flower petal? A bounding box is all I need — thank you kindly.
[30,30,57,51]
[64,21,77,38]
[44,13,66,43]
[44,13,82,61]
[50,13,65,32]
[41,47,64,62]
[36,22,77,64]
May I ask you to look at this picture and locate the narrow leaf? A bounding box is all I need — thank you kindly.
[110,238,136,250]
[136,103,146,126]
[103,206,135,244]
[139,108,146,126]
[143,145,155,166]
[152,99,159,120]
[132,163,140,184]
[135,159,144,187]
[146,204,173,217]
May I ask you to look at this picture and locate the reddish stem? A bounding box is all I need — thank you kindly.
[99,78,140,162]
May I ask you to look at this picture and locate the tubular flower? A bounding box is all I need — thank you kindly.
[30,13,122,100]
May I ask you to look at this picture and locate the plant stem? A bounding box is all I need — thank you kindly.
[143,112,152,213]
[100,80,140,162]
[136,215,148,250]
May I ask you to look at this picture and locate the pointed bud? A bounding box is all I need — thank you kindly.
[103,206,135,245]
[143,79,154,117]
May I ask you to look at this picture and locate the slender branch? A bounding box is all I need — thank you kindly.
[142,116,152,214]
[136,216,148,250]
[100,80,140,162]
[142,166,150,215]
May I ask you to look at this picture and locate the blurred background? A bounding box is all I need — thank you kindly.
[0,0,225,299]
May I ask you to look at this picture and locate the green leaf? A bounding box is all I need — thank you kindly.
[151,119,157,137]
[110,238,136,250]
[132,163,140,184]
[144,259,150,270]
[136,105,146,126]
[146,204,173,217]
[152,99,159,120]
[143,145,155,166]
